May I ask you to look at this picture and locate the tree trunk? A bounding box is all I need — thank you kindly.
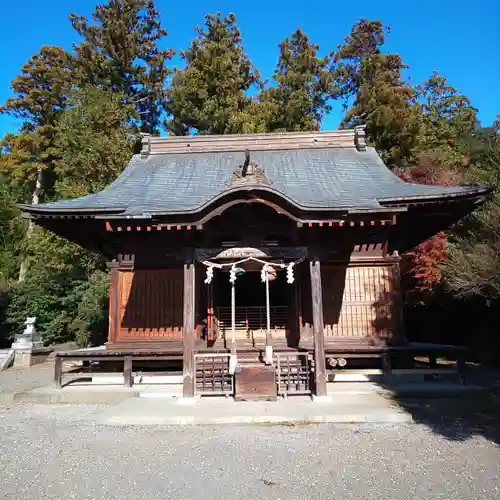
[18,168,43,283]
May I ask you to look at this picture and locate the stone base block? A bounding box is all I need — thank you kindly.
[13,347,53,368]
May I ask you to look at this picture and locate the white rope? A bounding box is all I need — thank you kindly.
[260,264,273,365]
[265,267,273,363]
[229,264,237,374]
[201,255,305,270]
[231,281,236,346]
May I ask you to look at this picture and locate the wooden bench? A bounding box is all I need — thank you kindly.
[54,350,183,389]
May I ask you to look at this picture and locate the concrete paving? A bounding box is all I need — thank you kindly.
[96,384,412,425]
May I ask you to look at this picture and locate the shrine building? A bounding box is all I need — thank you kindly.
[20,128,490,400]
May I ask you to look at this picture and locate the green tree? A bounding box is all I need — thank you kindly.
[335,20,422,165]
[166,12,261,135]
[416,71,478,166]
[258,29,336,132]
[0,178,25,282]
[0,46,74,280]
[4,229,104,346]
[54,86,138,198]
[70,0,173,133]
[0,45,73,195]
[0,46,73,131]
[443,119,500,299]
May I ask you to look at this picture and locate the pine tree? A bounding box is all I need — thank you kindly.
[165,12,260,135]
[258,29,336,132]
[70,0,173,133]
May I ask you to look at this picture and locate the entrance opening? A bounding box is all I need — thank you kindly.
[213,268,297,346]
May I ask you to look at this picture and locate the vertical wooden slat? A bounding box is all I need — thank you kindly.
[310,259,327,397]
[183,260,196,398]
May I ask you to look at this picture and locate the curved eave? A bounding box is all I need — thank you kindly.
[18,184,491,223]
[19,204,128,219]
[378,185,492,207]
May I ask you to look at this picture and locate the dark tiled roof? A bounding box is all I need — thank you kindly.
[23,147,487,217]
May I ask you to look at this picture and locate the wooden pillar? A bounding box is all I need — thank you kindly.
[309,259,327,397]
[390,261,407,345]
[106,262,120,346]
[183,260,196,398]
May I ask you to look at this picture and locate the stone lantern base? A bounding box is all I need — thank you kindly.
[12,346,53,368]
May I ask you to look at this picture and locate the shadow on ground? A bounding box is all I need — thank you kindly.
[380,365,500,445]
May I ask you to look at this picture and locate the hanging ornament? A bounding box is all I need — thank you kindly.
[229,264,237,283]
[204,265,214,284]
[260,264,268,283]
[286,263,295,284]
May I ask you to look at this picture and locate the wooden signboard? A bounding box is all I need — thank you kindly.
[234,365,277,402]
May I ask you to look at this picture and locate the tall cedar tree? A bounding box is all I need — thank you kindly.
[259,29,336,132]
[166,13,260,135]
[0,45,73,191]
[0,46,73,131]
[0,46,73,281]
[417,71,478,166]
[335,20,422,166]
[70,0,173,133]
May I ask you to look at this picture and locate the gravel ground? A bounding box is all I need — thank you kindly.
[0,403,498,500]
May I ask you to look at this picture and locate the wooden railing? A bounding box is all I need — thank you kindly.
[275,352,314,396]
[216,306,289,338]
[194,353,233,396]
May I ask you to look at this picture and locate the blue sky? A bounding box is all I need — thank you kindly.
[0,0,499,137]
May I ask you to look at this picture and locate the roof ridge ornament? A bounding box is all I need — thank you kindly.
[140,133,152,158]
[355,125,367,151]
[229,150,271,187]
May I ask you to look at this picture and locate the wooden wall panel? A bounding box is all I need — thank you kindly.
[321,265,394,340]
[117,269,184,340]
